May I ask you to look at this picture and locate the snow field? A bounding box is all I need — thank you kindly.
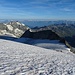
[0,39,75,75]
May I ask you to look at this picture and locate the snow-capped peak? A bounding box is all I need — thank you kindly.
[16,21,22,25]
[6,21,25,26]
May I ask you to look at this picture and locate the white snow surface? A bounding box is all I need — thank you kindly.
[0,39,75,75]
[7,25,13,31]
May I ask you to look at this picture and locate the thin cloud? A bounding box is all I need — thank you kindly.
[61,8,72,12]
[0,0,75,19]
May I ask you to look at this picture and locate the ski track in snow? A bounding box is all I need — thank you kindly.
[0,39,75,75]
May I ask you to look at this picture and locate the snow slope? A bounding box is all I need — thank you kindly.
[0,39,75,75]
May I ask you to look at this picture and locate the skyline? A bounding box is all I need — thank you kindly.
[0,0,75,20]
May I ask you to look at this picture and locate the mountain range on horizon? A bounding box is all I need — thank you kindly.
[0,21,75,53]
[0,19,75,27]
[0,20,75,75]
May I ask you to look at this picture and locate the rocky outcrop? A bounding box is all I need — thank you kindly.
[60,38,75,53]
[21,29,61,40]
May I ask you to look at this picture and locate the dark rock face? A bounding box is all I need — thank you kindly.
[22,29,61,40]
[0,23,6,30]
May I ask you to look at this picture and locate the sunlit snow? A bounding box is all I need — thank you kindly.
[0,39,75,75]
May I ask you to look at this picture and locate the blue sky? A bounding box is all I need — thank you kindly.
[0,0,75,20]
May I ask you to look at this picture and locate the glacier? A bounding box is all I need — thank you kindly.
[0,39,75,75]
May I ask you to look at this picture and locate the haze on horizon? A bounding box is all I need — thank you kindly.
[0,0,75,20]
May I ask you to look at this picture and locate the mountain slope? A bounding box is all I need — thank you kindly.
[0,39,75,75]
[0,21,29,37]
[32,24,75,52]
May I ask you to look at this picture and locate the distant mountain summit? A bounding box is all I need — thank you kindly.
[0,21,29,37]
[7,21,25,26]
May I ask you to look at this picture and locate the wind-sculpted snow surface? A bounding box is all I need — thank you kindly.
[0,39,75,75]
